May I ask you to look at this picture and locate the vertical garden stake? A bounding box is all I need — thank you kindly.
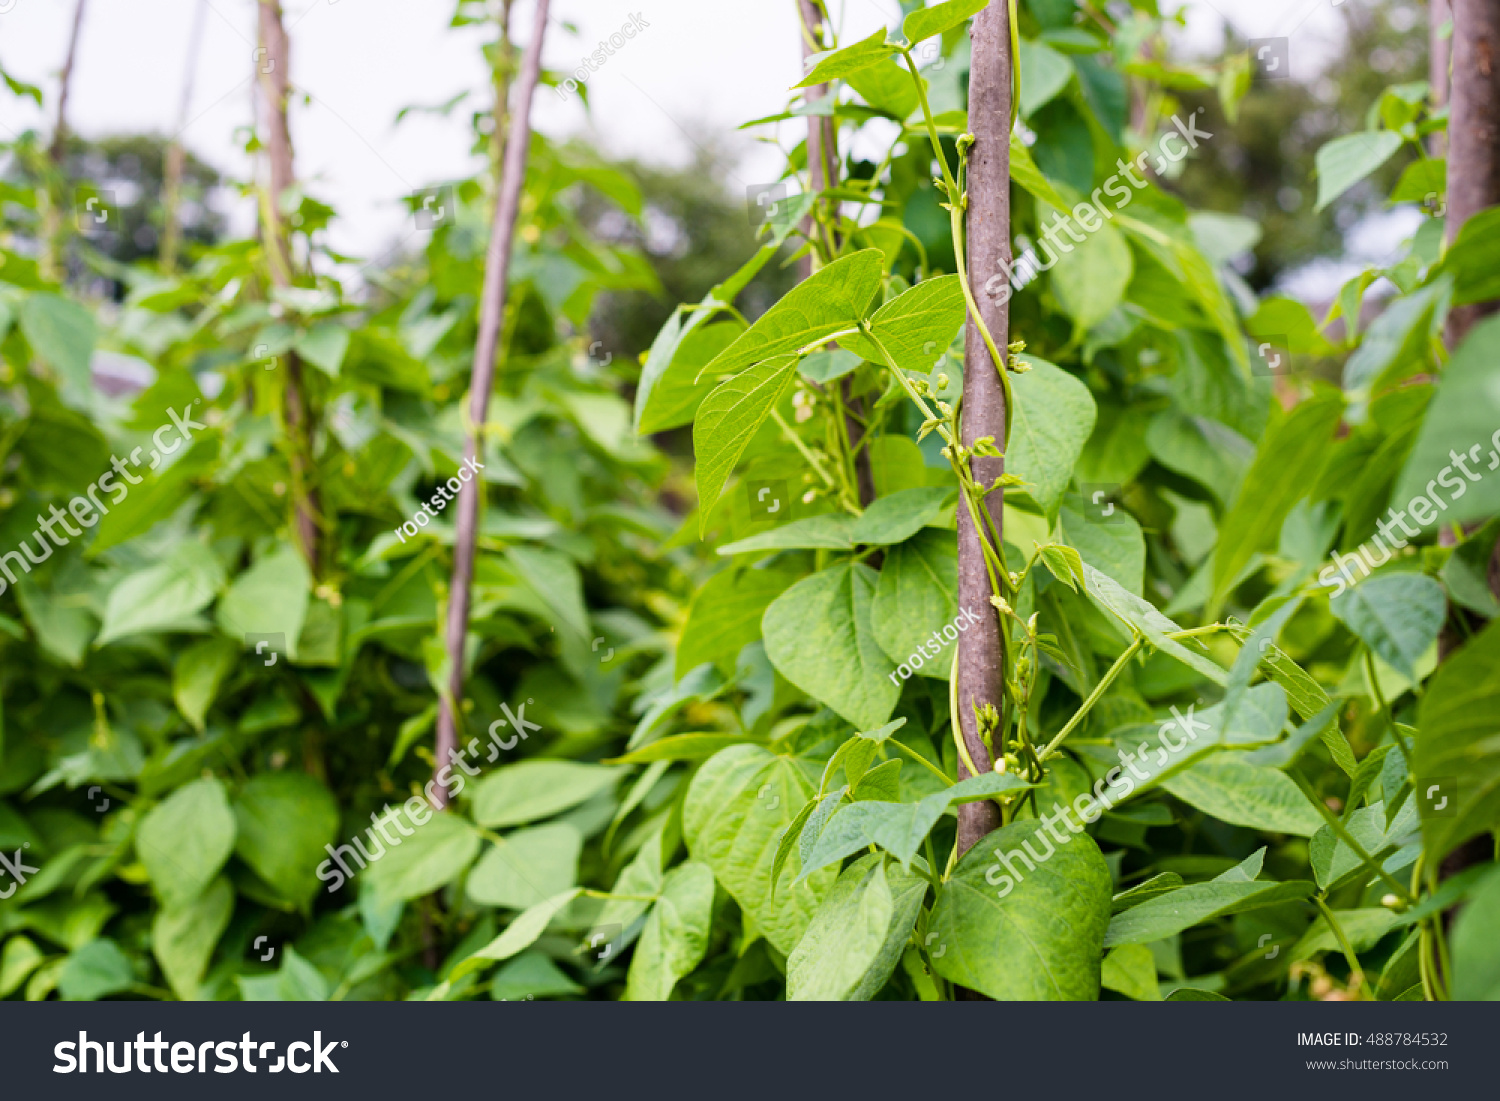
[434,0,551,808]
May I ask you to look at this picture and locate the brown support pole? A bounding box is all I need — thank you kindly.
[433,0,551,807]
[257,0,322,575]
[955,1,1012,857]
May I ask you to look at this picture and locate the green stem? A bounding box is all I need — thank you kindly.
[890,737,954,787]
[1037,636,1144,763]
[1314,895,1366,998]
[769,407,839,496]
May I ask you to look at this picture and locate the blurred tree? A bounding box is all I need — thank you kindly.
[7,132,225,281]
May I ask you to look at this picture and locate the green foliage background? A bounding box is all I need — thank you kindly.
[0,0,1497,1003]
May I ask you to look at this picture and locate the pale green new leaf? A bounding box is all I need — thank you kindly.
[842,274,965,374]
[901,0,988,43]
[466,823,582,910]
[795,27,895,88]
[698,250,884,376]
[1314,130,1403,212]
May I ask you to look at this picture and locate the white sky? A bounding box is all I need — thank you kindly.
[0,0,1353,260]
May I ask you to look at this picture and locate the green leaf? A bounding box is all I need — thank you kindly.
[1101,943,1160,1000]
[788,855,926,1000]
[490,951,584,1001]
[1009,132,1069,213]
[1391,313,1500,529]
[467,823,582,910]
[871,529,960,679]
[607,733,754,765]
[625,861,715,1000]
[637,319,743,434]
[1309,798,1417,891]
[902,0,988,43]
[1342,278,1449,392]
[137,777,237,910]
[1451,865,1500,1000]
[795,27,894,88]
[1314,130,1404,212]
[1057,503,1144,596]
[505,544,590,638]
[716,515,855,555]
[234,772,341,906]
[1051,221,1134,331]
[802,773,1034,877]
[1006,357,1097,517]
[20,293,96,397]
[677,567,795,677]
[683,744,836,954]
[294,323,351,377]
[215,542,311,661]
[1212,391,1345,607]
[0,936,44,999]
[1018,39,1073,117]
[848,487,953,545]
[1161,757,1323,836]
[930,820,1112,1000]
[847,59,922,120]
[1246,296,1338,356]
[470,762,620,829]
[238,945,331,1002]
[1330,574,1445,680]
[152,876,233,1000]
[1291,908,1400,958]
[450,889,584,983]
[96,540,225,647]
[1105,857,1314,946]
[58,939,134,1001]
[842,275,965,374]
[763,562,900,729]
[172,637,240,731]
[363,811,481,906]
[699,250,883,376]
[1414,619,1500,865]
[693,355,800,531]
